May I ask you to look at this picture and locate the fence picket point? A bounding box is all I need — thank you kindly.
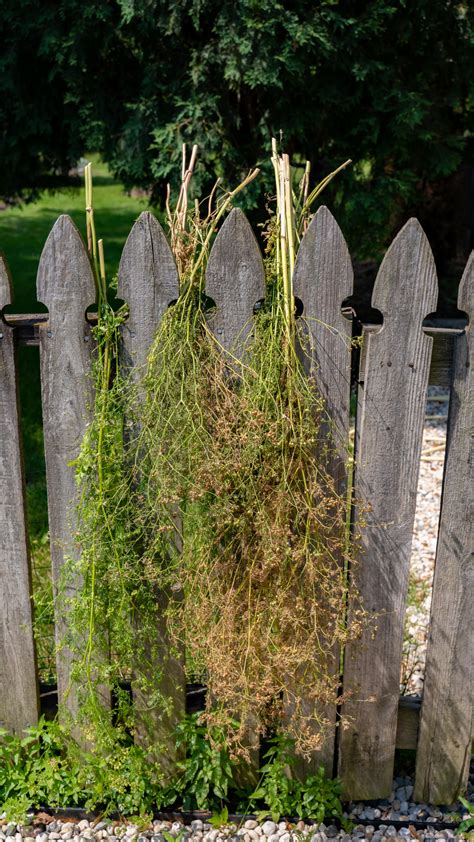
[206,207,265,356]
[338,218,438,799]
[0,255,39,733]
[414,252,474,804]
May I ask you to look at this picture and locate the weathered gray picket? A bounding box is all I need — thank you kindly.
[339,219,438,799]
[36,215,103,724]
[414,254,473,804]
[0,208,472,805]
[291,206,353,776]
[0,255,38,733]
[118,211,183,772]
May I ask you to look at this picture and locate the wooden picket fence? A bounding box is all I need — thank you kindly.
[0,207,472,806]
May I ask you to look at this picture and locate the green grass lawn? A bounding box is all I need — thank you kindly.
[0,156,148,312]
[0,157,151,679]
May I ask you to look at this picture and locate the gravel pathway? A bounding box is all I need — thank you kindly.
[2,787,473,842]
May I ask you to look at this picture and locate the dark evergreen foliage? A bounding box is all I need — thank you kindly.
[1,0,473,256]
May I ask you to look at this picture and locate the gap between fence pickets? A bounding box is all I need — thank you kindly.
[0,253,39,733]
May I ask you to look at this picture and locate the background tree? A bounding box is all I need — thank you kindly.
[1,0,473,268]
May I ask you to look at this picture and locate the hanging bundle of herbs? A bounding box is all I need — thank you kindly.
[64,143,365,762]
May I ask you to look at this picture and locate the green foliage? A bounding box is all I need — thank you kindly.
[0,159,148,686]
[0,716,168,820]
[1,1,473,256]
[167,714,239,811]
[209,806,229,828]
[0,717,343,823]
[457,797,474,837]
[249,735,342,823]
[0,718,82,819]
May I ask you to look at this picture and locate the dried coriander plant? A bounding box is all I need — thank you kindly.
[64,143,365,765]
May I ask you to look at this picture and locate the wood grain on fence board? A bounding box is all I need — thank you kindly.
[339,219,438,799]
[37,215,103,722]
[414,253,473,804]
[294,206,353,462]
[290,206,353,775]
[206,208,265,356]
[118,211,184,771]
[0,255,39,732]
[206,208,266,781]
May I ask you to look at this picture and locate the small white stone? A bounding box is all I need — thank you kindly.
[278,827,288,834]
[78,824,90,833]
[262,824,277,838]
[244,825,258,832]
[280,834,291,842]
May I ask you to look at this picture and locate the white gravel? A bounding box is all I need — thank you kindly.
[2,798,473,842]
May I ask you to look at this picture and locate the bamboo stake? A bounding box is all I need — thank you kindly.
[279,162,290,330]
[98,239,106,302]
[271,137,281,280]
[84,162,101,302]
[283,154,296,282]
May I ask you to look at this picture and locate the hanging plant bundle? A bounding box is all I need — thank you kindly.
[64,143,365,761]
